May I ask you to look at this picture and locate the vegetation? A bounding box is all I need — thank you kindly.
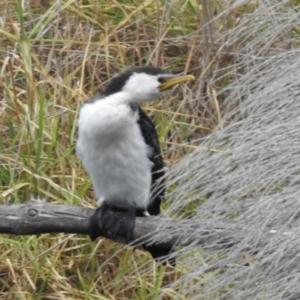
[1,0,300,299]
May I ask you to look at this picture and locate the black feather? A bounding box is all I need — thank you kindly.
[105,67,169,96]
[136,106,165,216]
[136,106,175,266]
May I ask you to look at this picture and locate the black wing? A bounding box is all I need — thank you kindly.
[136,106,175,266]
[136,106,165,216]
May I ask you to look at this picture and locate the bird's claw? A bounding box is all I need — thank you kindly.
[89,202,136,243]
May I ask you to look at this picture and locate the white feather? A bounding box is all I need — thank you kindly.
[76,92,153,210]
[122,72,162,101]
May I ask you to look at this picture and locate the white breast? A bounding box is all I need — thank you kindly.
[76,95,152,210]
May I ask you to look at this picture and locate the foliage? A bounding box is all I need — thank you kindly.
[1,0,300,299]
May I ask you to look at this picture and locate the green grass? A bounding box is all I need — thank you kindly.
[2,0,297,298]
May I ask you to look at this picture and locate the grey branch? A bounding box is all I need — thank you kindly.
[0,200,240,249]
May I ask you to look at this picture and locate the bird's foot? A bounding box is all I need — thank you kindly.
[89,202,136,243]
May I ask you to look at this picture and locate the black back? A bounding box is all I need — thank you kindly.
[135,106,175,266]
[136,106,165,216]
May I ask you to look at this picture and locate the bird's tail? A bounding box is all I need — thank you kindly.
[143,243,175,267]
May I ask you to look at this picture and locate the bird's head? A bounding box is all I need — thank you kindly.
[104,67,195,103]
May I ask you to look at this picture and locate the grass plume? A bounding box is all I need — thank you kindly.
[1,0,300,299]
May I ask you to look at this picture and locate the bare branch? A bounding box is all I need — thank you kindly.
[0,200,240,249]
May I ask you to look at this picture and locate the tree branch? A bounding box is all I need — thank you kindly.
[0,200,240,249]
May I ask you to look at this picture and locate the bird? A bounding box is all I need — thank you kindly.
[76,66,195,265]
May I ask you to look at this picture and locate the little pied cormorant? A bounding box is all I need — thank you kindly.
[76,67,195,265]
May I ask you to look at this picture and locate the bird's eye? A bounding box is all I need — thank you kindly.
[158,77,165,83]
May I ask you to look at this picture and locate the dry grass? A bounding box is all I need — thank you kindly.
[1,0,299,299]
[0,1,229,298]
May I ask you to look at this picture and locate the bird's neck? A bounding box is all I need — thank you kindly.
[105,91,139,104]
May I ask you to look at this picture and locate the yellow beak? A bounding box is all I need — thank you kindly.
[158,74,195,91]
